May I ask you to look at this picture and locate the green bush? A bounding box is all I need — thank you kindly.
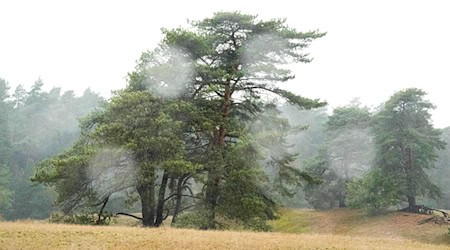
[172,211,209,229]
[346,169,401,215]
[173,211,272,232]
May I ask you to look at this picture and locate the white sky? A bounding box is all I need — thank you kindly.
[1,0,449,127]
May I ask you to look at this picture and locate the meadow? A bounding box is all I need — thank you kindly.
[1,209,449,249]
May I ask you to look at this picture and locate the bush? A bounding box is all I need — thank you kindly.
[49,212,115,225]
[172,211,209,229]
[173,210,272,232]
[346,169,401,215]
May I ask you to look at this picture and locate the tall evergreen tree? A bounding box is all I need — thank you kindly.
[372,88,445,209]
[129,12,326,228]
[33,12,326,230]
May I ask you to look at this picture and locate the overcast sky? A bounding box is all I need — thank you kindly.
[1,0,449,127]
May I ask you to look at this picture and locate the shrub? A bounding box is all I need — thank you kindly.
[172,211,209,229]
[346,169,401,215]
[49,212,115,225]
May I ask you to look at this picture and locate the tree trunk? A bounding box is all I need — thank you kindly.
[338,196,346,208]
[407,195,416,209]
[155,171,169,227]
[96,196,109,225]
[405,148,416,210]
[329,199,335,209]
[171,175,185,225]
[205,175,220,229]
[204,82,232,229]
[338,184,348,208]
[137,181,155,227]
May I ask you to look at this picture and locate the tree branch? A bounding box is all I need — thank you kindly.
[178,204,197,214]
[96,195,110,225]
[116,212,143,221]
[164,193,200,202]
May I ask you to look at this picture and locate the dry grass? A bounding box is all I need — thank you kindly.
[0,219,449,250]
[270,208,450,246]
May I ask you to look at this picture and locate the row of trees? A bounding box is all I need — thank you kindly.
[0,78,102,219]
[292,89,448,214]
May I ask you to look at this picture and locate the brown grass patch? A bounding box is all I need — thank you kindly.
[271,208,450,246]
[0,220,449,249]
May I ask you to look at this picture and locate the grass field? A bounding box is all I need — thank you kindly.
[270,208,450,245]
[0,209,449,249]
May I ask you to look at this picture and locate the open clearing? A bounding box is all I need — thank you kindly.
[270,208,450,246]
[1,209,449,249]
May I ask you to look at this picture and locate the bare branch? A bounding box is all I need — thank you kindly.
[116,212,143,221]
[178,204,197,214]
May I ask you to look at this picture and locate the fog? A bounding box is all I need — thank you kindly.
[0,5,449,244]
[1,68,450,228]
[1,1,450,127]
[142,47,194,99]
[88,147,137,201]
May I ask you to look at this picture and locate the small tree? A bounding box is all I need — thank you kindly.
[303,150,344,209]
[346,169,401,214]
[429,127,450,209]
[34,91,199,227]
[304,102,373,209]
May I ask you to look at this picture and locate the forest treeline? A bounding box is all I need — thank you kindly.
[1,12,449,230]
[0,78,103,219]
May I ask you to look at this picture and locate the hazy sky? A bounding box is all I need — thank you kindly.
[1,0,449,127]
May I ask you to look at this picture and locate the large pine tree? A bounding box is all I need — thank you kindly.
[372,88,446,209]
[130,12,326,228]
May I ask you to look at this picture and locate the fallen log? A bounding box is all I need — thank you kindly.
[399,205,448,218]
